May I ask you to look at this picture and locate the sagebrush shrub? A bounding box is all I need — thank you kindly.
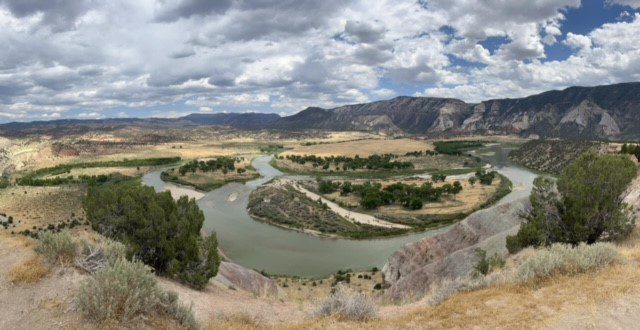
[313,287,377,321]
[514,242,621,283]
[425,243,620,306]
[77,258,198,329]
[34,231,77,264]
[77,238,127,272]
[78,258,158,323]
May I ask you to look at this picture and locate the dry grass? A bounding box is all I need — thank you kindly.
[7,255,50,284]
[281,138,433,158]
[275,271,384,303]
[44,166,151,179]
[207,311,265,330]
[0,185,86,232]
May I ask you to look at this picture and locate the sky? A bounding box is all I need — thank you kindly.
[0,0,639,123]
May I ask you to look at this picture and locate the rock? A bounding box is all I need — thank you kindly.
[381,198,529,301]
[214,261,282,298]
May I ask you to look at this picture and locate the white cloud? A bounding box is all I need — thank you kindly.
[564,32,592,49]
[607,0,640,8]
[0,0,638,121]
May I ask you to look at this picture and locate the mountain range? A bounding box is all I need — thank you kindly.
[2,82,639,140]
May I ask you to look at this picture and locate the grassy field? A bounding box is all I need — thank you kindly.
[281,138,433,158]
[161,161,260,191]
[0,185,87,234]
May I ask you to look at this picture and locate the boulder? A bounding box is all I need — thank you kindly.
[382,198,529,301]
[214,261,282,298]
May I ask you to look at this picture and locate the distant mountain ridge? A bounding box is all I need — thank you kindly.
[1,82,639,140]
[272,82,640,140]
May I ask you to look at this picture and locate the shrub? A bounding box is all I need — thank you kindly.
[8,255,50,284]
[312,287,377,321]
[514,242,621,283]
[77,258,197,329]
[34,231,77,264]
[76,238,127,273]
[474,249,505,276]
[426,243,620,306]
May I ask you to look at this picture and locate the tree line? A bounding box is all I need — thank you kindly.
[433,140,484,155]
[283,154,414,171]
[16,157,181,186]
[177,157,243,176]
[317,179,462,210]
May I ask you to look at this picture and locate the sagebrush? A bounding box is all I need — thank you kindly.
[77,258,198,329]
[313,287,377,321]
[34,231,77,264]
[425,242,621,306]
[514,242,621,283]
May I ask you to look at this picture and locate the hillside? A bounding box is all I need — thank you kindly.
[508,140,603,174]
[1,82,640,140]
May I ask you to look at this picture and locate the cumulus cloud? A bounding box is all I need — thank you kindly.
[607,0,640,8]
[0,0,638,121]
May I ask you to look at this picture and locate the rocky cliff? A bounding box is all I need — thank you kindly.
[381,198,528,301]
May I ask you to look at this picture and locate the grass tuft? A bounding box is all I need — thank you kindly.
[8,255,50,284]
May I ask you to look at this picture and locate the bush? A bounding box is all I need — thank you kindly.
[76,238,127,273]
[474,249,505,276]
[312,287,377,321]
[34,231,77,264]
[514,243,620,283]
[77,258,197,329]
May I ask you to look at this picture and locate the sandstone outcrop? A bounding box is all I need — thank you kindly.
[382,198,528,301]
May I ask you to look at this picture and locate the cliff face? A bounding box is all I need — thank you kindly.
[381,198,528,301]
[459,83,640,139]
[272,82,640,140]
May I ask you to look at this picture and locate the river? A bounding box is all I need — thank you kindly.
[143,144,536,278]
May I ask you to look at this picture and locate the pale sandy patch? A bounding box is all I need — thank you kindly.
[163,183,205,200]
